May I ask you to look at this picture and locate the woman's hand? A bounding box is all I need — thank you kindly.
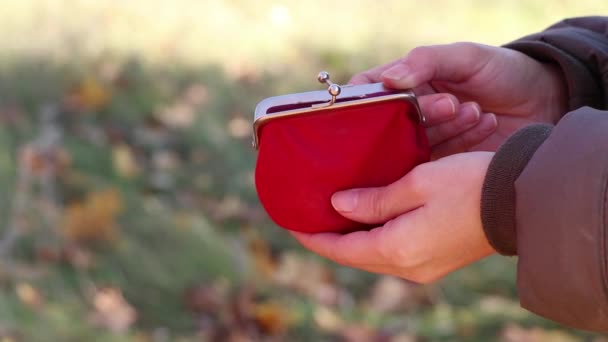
[292,152,496,283]
[414,93,497,157]
[351,43,568,158]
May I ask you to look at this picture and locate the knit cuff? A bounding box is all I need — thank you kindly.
[480,124,553,255]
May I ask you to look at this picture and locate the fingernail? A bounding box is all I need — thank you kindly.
[331,191,358,213]
[433,97,456,115]
[481,114,498,133]
[381,65,410,82]
[462,104,481,124]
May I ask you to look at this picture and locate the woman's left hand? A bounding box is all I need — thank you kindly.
[292,152,497,283]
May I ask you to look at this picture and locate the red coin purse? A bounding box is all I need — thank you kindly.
[253,72,430,234]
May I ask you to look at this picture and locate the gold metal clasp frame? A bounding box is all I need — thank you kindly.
[251,71,426,149]
[315,71,341,107]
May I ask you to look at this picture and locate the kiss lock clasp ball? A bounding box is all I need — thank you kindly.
[317,71,341,105]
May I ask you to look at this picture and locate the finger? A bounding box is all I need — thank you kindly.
[330,171,427,224]
[380,43,492,89]
[431,113,498,160]
[291,229,386,266]
[292,211,426,272]
[350,64,438,95]
[412,83,438,96]
[417,93,459,126]
[349,59,401,85]
[426,102,481,146]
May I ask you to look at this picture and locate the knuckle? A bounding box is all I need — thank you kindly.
[387,232,428,272]
[327,248,349,267]
[370,226,392,262]
[398,262,441,284]
[380,221,416,267]
[403,166,430,197]
[374,221,397,261]
[434,122,453,140]
[391,248,412,270]
[365,189,388,218]
[392,243,416,269]
[455,42,491,63]
[452,41,480,54]
[407,45,434,60]
[455,134,470,152]
[349,72,371,84]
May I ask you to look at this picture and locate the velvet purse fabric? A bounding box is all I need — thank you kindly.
[255,99,429,233]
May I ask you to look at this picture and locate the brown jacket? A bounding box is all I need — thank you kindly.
[480,16,608,332]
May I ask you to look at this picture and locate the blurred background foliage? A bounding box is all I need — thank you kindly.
[0,1,606,341]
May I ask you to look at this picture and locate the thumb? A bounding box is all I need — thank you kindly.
[331,178,425,224]
[380,42,492,89]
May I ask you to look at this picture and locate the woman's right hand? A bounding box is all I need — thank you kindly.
[351,43,568,158]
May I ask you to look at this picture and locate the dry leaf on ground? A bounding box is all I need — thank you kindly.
[274,252,339,306]
[368,276,416,314]
[65,77,111,112]
[252,302,292,336]
[62,188,123,243]
[112,144,141,178]
[15,282,43,310]
[91,287,137,334]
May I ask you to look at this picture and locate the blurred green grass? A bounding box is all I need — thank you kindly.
[0,1,606,341]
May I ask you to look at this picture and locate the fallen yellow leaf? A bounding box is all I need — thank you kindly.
[72,77,111,111]
[91,287,137,333]
[15,282,43,309]
[112,144,140,178]
[63,188,123,243]
[253,302,292,335]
